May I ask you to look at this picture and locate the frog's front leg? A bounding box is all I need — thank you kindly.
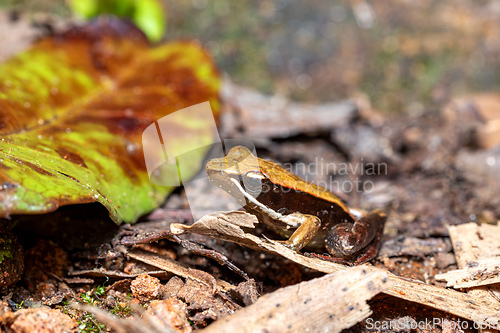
[277,213,321,251]
[326,209,387,259]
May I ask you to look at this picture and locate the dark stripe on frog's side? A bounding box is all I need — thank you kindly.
[244,178,355,249]
[240,155,352,214]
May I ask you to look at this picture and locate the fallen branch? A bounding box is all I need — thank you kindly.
[201,265,388,333]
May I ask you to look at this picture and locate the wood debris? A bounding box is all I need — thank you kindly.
[447,223,500,262]
[201,265,389,333]
[436,258,500,288]
[68,268,170,280]
[442,223,500,332]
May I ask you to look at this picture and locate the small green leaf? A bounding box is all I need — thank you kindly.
[95,285,105,296]
[80,293,94,305]
[70,0,167,42]
[69,0,99,19]
[133,0,167,42]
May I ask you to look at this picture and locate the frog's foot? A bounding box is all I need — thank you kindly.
[277,214,321,251]
[326,209,386,257]
[353,220,385,265]
[263,235,303,252]
[311,215,385,266]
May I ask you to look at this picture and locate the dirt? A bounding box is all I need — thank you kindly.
[1,307,77,333]
[130,274,163,303]
[146,299,192,333]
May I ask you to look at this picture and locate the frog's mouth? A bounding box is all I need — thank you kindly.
[206,169,248,206]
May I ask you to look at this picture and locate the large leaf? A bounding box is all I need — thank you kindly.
[0,19,220,224]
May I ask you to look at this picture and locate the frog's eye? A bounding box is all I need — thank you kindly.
[242,171,265,196]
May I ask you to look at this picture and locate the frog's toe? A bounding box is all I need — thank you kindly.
[276,239,302,251]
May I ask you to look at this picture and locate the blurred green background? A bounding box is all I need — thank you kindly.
[2,0,500,113]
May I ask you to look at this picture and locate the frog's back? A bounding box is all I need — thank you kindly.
[260,159,353,216]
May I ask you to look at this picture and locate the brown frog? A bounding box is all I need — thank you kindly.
[206,146,386,265]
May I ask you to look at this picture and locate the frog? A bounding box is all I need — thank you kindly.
[206,145,387,266]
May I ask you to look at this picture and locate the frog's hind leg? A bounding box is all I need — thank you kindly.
[305,214,386,266]
[278,214,321,251]
[326,209,386,258]
[351,223,385,265]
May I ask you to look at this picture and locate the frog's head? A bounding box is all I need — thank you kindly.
[206,146,267,205]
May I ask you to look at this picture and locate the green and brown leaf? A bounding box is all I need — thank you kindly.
[0,19,220,224]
